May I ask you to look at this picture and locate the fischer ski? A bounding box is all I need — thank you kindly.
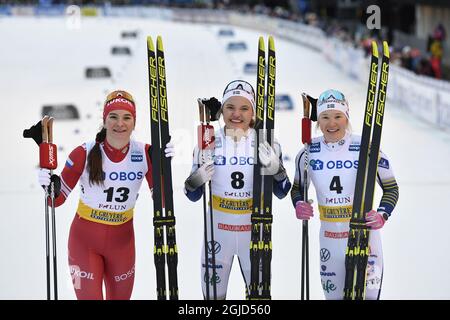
[343,41,390,300]
[147,35,178,300]
[249,35,276,300]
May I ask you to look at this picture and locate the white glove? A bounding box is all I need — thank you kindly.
[165,140,175,158]
[185,160,215,191]
[258,141,280,173]
[38,168,51,187]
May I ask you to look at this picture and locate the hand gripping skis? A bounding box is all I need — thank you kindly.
[249,36,276,300]
[147,36,178,300]
[23,116,59,300]
[343,41,390,300]
[300,93,312,300]
[197,98,220,300]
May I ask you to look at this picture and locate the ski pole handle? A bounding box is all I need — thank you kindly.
[301,119,311,145]
[197,98,215,151]
[40,116,58,169]
[301,93,312,145]
[197,98,205,123]
[48,117,54,144]
[197,124,215,151]
[40,143,58,169]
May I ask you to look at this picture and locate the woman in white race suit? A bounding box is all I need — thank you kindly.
[184,80,291,300]
[291,89,399,300]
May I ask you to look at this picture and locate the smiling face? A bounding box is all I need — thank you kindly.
[318,109,348,143]
[222,96,254,132]
[104,109,135,148]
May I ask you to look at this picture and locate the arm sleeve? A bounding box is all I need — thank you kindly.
[145,144,153,192]
[184,146,204,202]
[271,140,291,199]
[290,148,310,207]
[53,145,86,207]
[376,150,399,218]
[273,176,292,199]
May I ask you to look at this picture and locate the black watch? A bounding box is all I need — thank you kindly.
[382,212,389,221]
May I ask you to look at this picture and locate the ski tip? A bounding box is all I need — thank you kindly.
[258,36,264,49]
[147,36,154,50]
[383,41,390,58]
[157,36,164,51]
[371,41,379,58]
[268,36,275,50]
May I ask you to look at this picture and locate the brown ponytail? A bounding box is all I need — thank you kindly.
[87,128,106,186]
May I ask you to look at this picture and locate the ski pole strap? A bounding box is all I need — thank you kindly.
[201,97,221,121]
[307,95,318,121]
[23,119,43,146]
[153,216,176,227]
[251,214,273,224]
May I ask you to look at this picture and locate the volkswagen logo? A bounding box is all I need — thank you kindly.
[207,241,221,255]
[320,248,331,262]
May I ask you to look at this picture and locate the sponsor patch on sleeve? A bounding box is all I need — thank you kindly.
[378,157,389,169]
[349,144,360,151]
[131,150,143,162]
[131,155,143,162]
[309,142,321,153]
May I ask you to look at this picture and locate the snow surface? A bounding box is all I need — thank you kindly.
[1,16,450,300]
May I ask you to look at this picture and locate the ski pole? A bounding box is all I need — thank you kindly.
[205,106,217,300]
[40,116,58,300]
[301,93,312,300]
[48,117,58,300]
[197,99,217,300]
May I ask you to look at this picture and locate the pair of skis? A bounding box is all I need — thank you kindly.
[249,36,276,300]
[147,36,178,300]
[344,41,390,300]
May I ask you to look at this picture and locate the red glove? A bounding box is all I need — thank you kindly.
[295,201,314,220]
[365,210,387,230]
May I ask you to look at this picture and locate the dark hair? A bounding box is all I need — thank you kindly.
[87,128,106,186]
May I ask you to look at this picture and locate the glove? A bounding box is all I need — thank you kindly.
[365,210,386,230]
[185,161,215,191]
[258,141,280,173]
[38,168,51,187]
[295,200,314,220]
[165,140,175,158]
[38,168,61,197]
